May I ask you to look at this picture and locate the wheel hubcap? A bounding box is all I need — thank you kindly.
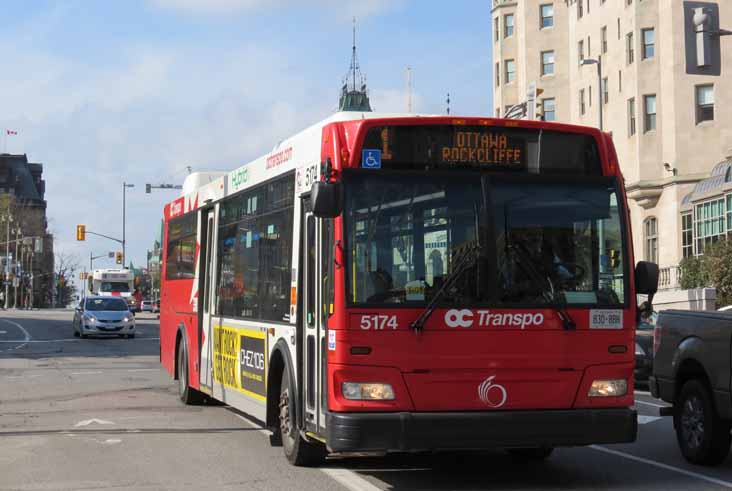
[681,395,705,449]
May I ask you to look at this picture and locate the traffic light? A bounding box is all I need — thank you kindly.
[76,225,86,241]
[115,252,122,264]
[146,183,151,194]
[609,249,621,269]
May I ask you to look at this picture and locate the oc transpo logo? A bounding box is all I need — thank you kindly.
[444,309,544,329]
[477,375,507,408]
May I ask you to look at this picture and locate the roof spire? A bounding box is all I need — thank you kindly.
[339,17,372,112]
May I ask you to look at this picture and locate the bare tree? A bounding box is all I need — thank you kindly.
[54,251,80,307]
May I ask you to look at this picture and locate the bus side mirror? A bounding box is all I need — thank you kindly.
[311,181,343,218]
[635,261,659,295]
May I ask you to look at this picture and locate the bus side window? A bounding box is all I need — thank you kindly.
[321,218,334,318]
[306,215,315,326]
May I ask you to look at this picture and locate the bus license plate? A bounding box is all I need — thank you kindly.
[590,310,623,329]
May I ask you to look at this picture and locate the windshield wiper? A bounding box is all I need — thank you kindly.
[410,242,480,333]
[508,244,576,330]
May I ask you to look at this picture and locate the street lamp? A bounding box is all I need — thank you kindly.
[0,214,11,309]
[582,56,603,130]
[122,182,135,269]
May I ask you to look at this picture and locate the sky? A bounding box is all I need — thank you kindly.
[0,0,493,284]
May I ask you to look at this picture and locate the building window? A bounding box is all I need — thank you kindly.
[644,94,656,132]
[644,217,658,264]
[542,97,556,121]
[603,77,609,104]
[578,0,583,18]
[580,89,586,115]
[682,213,693,258]
[617,18,621,39]
[626,0,632,5]
[504,14,514,37]
[494,17,499,42]
[587,0,590,13]
[589,85,592,107]
[695,198,726,254]
[626,32,634,64]
[578,40,585,65]
[601,26,608,53]
[540,4,554,28]
[628,97,636,136]
[505,59,516,84]
[618,70,622,92]
[541,50,555,75]
[495,62,500,87]
[588,36,591,57]
[495,107,500,118]
[696,84,714,123]
[642,28,655,59]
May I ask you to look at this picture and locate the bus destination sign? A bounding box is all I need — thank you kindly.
[441,131,522,166]
[360,125,527,171]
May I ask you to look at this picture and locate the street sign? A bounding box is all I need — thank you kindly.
[362,149,382,169]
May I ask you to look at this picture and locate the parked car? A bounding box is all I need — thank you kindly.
[73,296,136,339]
[634,309,656,385]
[154,299,160,313]
[651,309,732,465]
[141,299,154,312]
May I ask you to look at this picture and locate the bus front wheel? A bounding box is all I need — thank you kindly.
[278,370,325,466]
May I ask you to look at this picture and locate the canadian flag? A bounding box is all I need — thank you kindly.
[6,130,17,136]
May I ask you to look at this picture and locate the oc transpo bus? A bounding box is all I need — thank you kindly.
[159,112,659,465]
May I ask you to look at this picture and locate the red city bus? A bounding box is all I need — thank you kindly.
[160,112,659,465]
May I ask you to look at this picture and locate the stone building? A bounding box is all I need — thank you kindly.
[492,0,732,305]
[0,153,54,307]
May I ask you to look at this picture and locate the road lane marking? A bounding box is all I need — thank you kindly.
[0,337,159,343]
[637,415,661,424]
[591,445,732,488]
[635,399,669,409]
[0,319,30,352]
[321,468,384,491]
[70,371,104,375]
[74,418,115,427]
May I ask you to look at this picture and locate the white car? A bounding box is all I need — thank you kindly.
[73,296,136,339]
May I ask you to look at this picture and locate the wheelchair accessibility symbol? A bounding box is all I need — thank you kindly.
[362,149,381,169]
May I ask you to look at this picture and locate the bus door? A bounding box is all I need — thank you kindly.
[301,198,328,433]
[198,209,217,394]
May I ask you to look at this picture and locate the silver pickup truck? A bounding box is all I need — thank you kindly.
[651,310,732,466]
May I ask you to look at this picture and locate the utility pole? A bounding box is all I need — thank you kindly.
[122,182,135,268]
[1,213,12,309]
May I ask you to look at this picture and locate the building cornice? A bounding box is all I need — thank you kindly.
[625,173,708,209]
[491,1,517,13]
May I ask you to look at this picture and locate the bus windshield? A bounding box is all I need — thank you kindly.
[100,282,130,293]
[344,172,626,307]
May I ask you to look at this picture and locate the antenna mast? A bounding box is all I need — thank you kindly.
[406,67,413,113]
[446,93,451,115]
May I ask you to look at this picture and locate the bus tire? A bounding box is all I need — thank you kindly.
[674,379,731,466]
[507,447,554,460]
[279,370,325,466]
[177,337,203,405]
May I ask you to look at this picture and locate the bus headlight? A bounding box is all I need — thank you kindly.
[588,379,627,397]
[342,382,395,401]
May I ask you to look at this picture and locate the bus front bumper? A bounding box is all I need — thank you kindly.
[325,408,637,453]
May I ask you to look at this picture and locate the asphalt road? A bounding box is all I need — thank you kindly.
[2,310,732,491]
